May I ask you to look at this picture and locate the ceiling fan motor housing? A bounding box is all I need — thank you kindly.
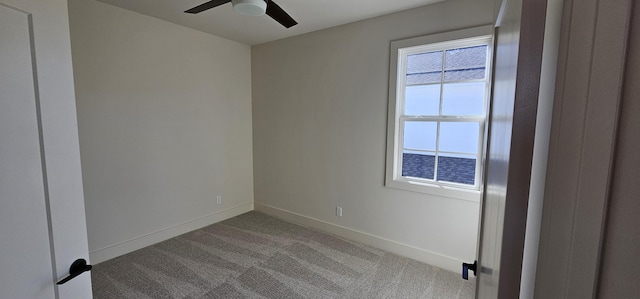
[232,0,267,16]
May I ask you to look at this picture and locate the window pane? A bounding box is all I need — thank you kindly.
[405,85,440,116]
[437,154,476,185]
[442,82,485,116]
[402,151,435,180]
[444,45,487,81]
[406,51,442,85]
[406,73,442,85]
[444,68,485,81]
[439,122,479,153]
[403,121,437,151]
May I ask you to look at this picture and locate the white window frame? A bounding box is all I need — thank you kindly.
[385,25,494,201]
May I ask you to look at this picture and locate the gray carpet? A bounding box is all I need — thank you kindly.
[92,211,475,298]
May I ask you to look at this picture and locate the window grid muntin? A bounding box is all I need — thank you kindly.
[397,39,490,190]
[398,118,484,188]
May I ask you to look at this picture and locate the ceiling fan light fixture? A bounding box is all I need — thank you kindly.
[231,0,267,16]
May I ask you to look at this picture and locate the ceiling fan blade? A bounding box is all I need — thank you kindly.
[185,0,231,14]
[266,0,298,28]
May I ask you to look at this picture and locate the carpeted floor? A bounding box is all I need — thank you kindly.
[92,211,475,298]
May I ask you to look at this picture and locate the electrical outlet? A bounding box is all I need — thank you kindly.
[336,206,343,217]
[216,195,222,204]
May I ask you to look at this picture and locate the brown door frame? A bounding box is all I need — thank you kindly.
[535,0,633,298]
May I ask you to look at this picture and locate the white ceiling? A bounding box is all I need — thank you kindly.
[96,0,446,45]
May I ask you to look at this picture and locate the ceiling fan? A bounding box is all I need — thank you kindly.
[185,0,298,28]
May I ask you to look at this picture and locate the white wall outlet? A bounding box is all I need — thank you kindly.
[216,195,222,204]
[336,206,343,217]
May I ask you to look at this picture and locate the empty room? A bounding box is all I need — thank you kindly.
[2,0,638,298]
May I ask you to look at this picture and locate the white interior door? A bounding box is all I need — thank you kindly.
[0,0,92,298]
[475,0,547,297]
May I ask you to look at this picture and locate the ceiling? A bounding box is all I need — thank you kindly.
[97,0,447,45]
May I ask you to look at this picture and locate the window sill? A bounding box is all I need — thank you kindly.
[386,179,481,202]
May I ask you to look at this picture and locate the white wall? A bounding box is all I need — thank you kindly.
[68,0,254,263]
[252,0,496,272]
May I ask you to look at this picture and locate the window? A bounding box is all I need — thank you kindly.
[386,26,493,200]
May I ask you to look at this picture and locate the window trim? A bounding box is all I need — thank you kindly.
[385,25,494,201]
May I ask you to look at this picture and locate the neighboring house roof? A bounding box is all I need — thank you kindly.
[402,153,475,185]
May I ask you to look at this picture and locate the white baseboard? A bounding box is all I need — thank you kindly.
[89,202,254,264]
[255,202,464,273]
